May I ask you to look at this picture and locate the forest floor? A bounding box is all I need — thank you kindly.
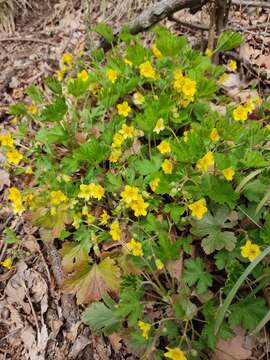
[0,0,270,359]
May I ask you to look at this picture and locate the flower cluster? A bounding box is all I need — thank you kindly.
[78,183,105,201]
[0,132,23,166]
[121,185,149,217]
[173,69,197,107]
[109,122,136,163]
[8,187,25,215]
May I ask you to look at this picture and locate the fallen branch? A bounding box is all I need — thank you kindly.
[0,37,56,46]
[98,0,209,51]
[169,15,209,30]
[232,0,270,8]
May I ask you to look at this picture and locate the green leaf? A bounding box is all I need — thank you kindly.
[191,206,237,254]
[73,139,109,165]
[173,289,198,321]
[26,85,43,103]
[36,124,69,145]
[68,79,89,97]
[82,302,122,335]
[3,229,19,244]
[155,233,181,262]
[45,77,62,94]
[93,23,114,43]
[9,103,27,116]
[154,26,187,57]
[164,204,185,223]
[229,297,268,331]
[202,174,239,209]
[116,289,143,326]
[216,31,243,52]
[182,258,213,294]
[40,97,68,122]
[134,156,162,176]
[260,213,270,244]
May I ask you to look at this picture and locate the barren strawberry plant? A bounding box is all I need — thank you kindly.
[1,25,270,359]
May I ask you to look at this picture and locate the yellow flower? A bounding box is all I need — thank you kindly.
[183,130,189,143]
[139,61,156,80]
[149,178,160,192]
[127,239,143,256]
[57,69,65,81]
[86,214,95,224]
[228,59,237,72]
[253,95,261,106]
[109,148,122,163]
[241,240,261,262]
[82,205,89,215]
[6,149,23,165]
[219,73,228,85]
[100,210,109,225]
[162,159,173,174]
[72,213,82,229]
[107,69,118,83]
[61,52,73,66]
[77,70,89,82]
[12,202,25,215]
[0,132,13,147]
[155,258,164,270]
[124,58,132,66]
[222,167,235,181]
[25,166,33,174]
[233,105,248,121]
[209,128,220,141]
[89,82,101,95]
[89,183,105,200]
[205,48,213,58]
[164,347,187,360]
[174,69,183,81]
[78,184,92,200]
[110,221,121,241]
[131,196,149,217]
[151,43,163,59]
[153,118,165,134]
[62,174,71,183]
[1,258,13,270]
[112,133,125,148]
[8,187,22,203]
[27,105,38,114]
[157,140,171,154]
[23,193,33,207]
[121,185,140,205]
[196,151,214,173]
[138,321,151,339]
[119,124,136,139]
[117,101,132,117]
[50,190,68,205]
[133,91,145,105]
[244,99,255,114]
[182,77,196,98]
[188,199,208,220]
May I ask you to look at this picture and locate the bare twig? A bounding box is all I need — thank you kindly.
[169,15,209,30]
[0,37,56,46]
[232,0,270,8]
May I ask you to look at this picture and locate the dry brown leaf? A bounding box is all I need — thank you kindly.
[0,169,10,191]
[167,258,183,280]
[212,326,252,360]
[69,334,91,359]
[108,333,122,352]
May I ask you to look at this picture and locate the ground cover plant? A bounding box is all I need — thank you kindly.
[2,25,270,359]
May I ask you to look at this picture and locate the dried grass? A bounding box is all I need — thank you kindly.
[0,0,31,33]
